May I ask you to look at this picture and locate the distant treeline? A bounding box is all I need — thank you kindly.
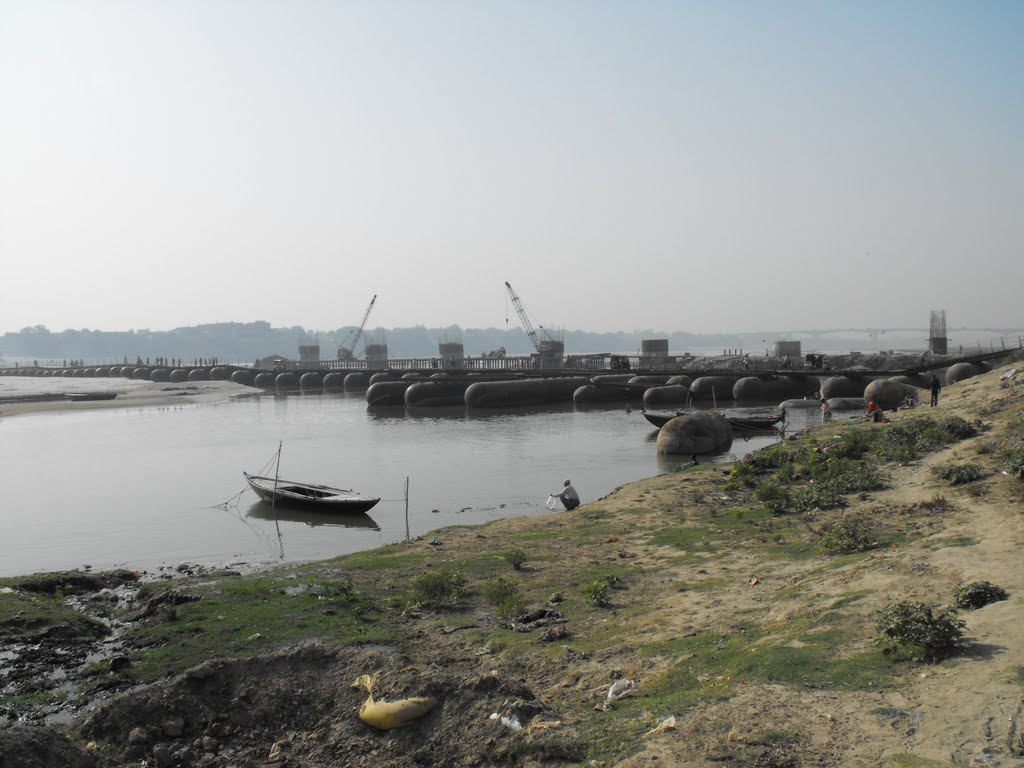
[3,321,1002,365]
[0,322,755,364]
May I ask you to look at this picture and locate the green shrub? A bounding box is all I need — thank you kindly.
[932,463,983,485]
[583,580,611,607]
[820,516,876,554]
[914,494,951,514]
[811,457,885,493]
[755,482,791,514]
[496,595,527,620]
[873,417,980,463]
[306,576,356,600]
[938,417,981,440]
[874,426,923,462]
[1001,445,1024,479]
[601,573,625,590]
[483,575,520,607]
[875,601,965,661]
[827,430,880,460]
[411,568,467,607]
[502,549,528,570]
[793,484,848,512]
[952,581,1008,610]
[735,445,792,476]
[775,464,797,483]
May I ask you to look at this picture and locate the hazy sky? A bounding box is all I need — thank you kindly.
[1,1,1021,336]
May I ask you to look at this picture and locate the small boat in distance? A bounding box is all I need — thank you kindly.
[66,392,118,402]
[244,472,381,513]
[643,412,784,432]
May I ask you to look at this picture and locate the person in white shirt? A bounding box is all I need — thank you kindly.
[551,479,580,510]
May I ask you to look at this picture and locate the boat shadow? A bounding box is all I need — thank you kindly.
[244,501,381,531]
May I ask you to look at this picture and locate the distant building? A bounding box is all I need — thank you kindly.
[773,341,801,359]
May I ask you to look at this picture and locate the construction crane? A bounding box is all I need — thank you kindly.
[504,281,557,353]
[337,294,377,359]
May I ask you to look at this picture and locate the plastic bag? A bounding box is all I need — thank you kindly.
[546,495,557,510]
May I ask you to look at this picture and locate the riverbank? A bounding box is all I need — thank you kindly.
[2,359,1023,766]
[0,379,258,420]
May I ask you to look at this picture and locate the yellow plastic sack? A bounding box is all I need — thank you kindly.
[351,673,436,730]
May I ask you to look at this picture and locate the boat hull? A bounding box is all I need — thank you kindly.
[243,473,381,513]
[644,412,783,432]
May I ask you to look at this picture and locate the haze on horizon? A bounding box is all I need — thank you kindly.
[1,1,1021,337]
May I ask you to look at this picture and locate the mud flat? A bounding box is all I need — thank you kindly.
[2,356,1024,767]
[0,379,258,420]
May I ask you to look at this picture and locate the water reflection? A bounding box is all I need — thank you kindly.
[245,502,380,531]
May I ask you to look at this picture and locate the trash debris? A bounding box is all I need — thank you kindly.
[501,608,566,632]
[0,587,13,594]
[645,716,677,736]
[429,538,443,546]
[607,678,637,701]
[546,495,557,510]
[539,625,573,642]
[489,712,523,731]
[528,719,562,733]
[748,576,760,586]
[351,672,437,730]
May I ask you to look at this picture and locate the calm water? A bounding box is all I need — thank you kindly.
[0,392,821,576]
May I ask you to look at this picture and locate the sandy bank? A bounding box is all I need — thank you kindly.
[0,378,260,419]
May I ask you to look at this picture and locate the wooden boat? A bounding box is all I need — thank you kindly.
[644,412,784,432]
[66,392,118,402]
[243,472,381,513]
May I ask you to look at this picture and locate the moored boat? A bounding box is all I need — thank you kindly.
[243,472,381,513]
[644,412,783,432]
[66,392,118,402]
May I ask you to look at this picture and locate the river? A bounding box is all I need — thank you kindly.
[0,392,823,576]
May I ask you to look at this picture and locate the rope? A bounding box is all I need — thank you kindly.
[211,447,282,510]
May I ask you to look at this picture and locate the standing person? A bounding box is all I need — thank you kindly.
[821,399,832,423]
[550,479,580,511]
[930,375,941,407]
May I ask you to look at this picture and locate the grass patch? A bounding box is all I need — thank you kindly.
[677,577,729,593]
[923,535,977,551]
[0,569,138,596]
[0,589,108,642]
[342,546,429,572]
[647,526,717,552]
[121,572,387,682]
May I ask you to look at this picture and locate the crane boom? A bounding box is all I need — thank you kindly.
[337,294,377,359]
[504,281,549,353]
[349,294,376,353]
